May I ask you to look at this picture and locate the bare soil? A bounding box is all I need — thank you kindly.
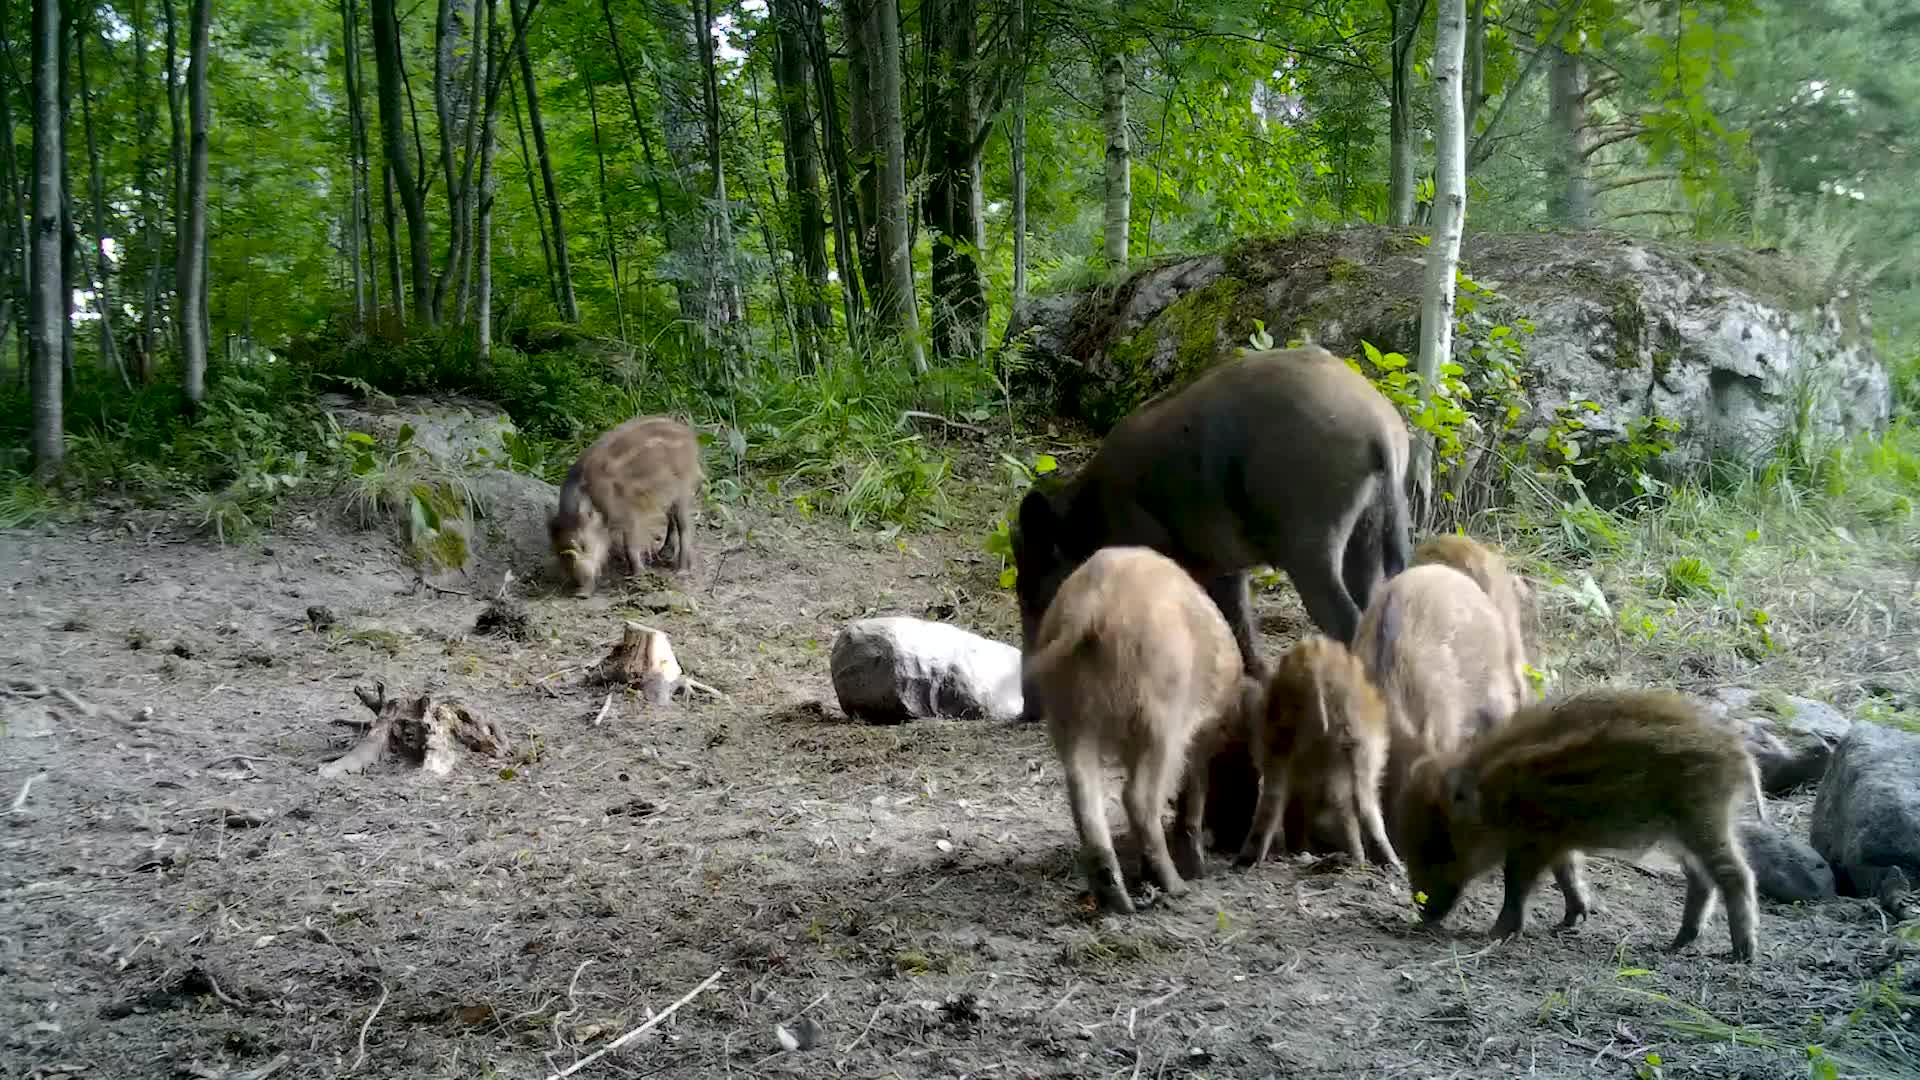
[2,492,1914,1080]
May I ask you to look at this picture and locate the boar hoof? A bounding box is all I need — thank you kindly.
[1092,881,1135,915]
[1172,833,1206,881]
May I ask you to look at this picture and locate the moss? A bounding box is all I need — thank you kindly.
[1087,277,1245,425]
[1327,257,1369,284]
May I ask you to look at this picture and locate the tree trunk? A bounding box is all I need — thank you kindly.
[840,0,881,306]
[381,160,403,321]
[694,0,742,344]
[868,0,924,370]
[0,10,29,377]
[75,22,123,383]
[772,0,830,367]
[371,0,433,324]
[56,6,74,382]
[1385,0,1426,228]
[1099,45,1129,270]
[179,0,211,406]
[28,0,64,478]
[341,0,369,325]
[1414,0,1467,521]
[475,0,498,361]
[1464,0,1486,138]
[1547,45,1591,227]
[583,67,626,340]
[165,0,185,352]
[513,0,574,320]
[132,0,159,382]
[507,73,558,312]
[804,0,863,332]
[1010,0,1027,303]
[349,0,379,320]
[924,0,984,362]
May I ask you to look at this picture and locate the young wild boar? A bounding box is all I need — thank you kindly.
[1026,546,1246,914]
[548,415,703,597]
[1013,345,1413,694]
[1398,689,1768,961]
[1226,636,1400,873]
[1354,563,1525,818]
[1412,534,1534,706]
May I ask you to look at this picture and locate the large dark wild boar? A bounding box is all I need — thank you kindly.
[1026,546,1247,914]
[1412,534,1533,706]
[1397,689,1767,961]
[548,416,702,597]
[1224,636,1399,873]
[1012,345,1412,689]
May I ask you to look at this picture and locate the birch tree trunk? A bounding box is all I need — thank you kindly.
[1413,0,1467,521]
[1099,45,1129,270]
[28,0,63,478]
[474,0,498,360]
[1547,44,1591,227]
[869,0,924,371]
[165,0,186,351]
[510,0,575,321]
[179,0,212,406]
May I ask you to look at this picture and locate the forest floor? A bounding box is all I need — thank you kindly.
[3,443,1918,1080]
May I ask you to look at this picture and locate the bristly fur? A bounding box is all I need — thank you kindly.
[548,415,702,597]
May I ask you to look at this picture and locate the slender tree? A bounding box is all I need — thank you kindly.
[0,10,28,374]
[1414,0,1468,519]
[1385,0,1429,227]
[1100,43,1129,269]
[475,0,499,359]
[925,0,985,361]
[515,0,575,320]
[75,21,124,383]
[1009,0,1027,303]
[771,0,829,367]
[869,0,924,370]
[694,0,742,342]
[28,0,64,477]
[803,0,864,329]
[165,0,185,350]
[133,0,161,380]
[179,0,211,407]
[371,0,433,323]
[1547,43,1592,226]
[840,0,880,303]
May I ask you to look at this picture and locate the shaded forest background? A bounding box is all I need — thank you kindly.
[0,0,1914,537]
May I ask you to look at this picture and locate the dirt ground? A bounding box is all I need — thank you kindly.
[2,485,1916,1080]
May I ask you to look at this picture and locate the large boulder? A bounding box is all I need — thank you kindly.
[320,392,524,468]
[1810,721,1920,898]
[1004,227,1890,467]
[830,617,1024,725]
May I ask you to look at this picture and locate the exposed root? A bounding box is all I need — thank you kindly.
[322,681,512,778]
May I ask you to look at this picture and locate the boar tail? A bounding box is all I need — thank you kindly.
[1370,585,1401,688]
[1744,752,1769,825]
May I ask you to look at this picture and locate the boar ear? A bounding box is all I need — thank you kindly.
[1443,765,1479,819]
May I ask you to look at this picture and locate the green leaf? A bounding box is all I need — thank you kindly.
[1033,454,1058,475]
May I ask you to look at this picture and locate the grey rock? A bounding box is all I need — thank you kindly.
[1712,687,1852,744]
[1004,227,1889,464]
[1739,821,1837,904]
[829,617,1024,725]
[459,468,562,582]
[1742,723,1833,795]
[1810,720,1920,897]
[321,393,522,468]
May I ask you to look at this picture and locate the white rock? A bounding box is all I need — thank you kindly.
[829,617,1024,725]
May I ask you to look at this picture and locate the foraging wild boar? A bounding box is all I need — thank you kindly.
[1355,563,1525,819]
[1397,689,1767,961]
[1012,346,1413,690]
[1026,546,1247,913]
[1226,635,1400,873]
[548,416,702,597]
[1412,534,1534,705]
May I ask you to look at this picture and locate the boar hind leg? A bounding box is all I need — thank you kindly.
[1355,779,1402,875]
[1688,829,1759,961]
[1282,534,1364,647]
[659,494,694,572]
[1669,854,1720,955]
[1126,734,1189,900]
[1550,852,1591,929]
[1171,770,1207,882]
[1490,847,1551,940]
[1234,764,1291,869]
[1062,743,1132,914]
[1204,573,1261,676]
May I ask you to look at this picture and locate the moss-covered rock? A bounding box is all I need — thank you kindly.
[1004,226,1891,466]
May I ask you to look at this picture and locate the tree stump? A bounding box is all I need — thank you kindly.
[321,682,512,778]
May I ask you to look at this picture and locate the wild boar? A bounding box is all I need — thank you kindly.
[1397,688,1767,961]
[548,415,702,597]
[1412,533,1534,706]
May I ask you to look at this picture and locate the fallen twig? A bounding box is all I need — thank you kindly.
[349,980,390,1074]
[591,693,615,728]
[898,409,988,435]
[543,968,725,1080]
[9,772,44,813]
[405,576,472,598]
[676,677,728,701]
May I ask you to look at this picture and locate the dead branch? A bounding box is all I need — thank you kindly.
[592,693,615,728]
[9,772,44,813]
[349,980,390,1074]
[898,409,988,435]
[542,968,725,1080]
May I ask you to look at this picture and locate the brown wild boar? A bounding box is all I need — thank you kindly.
[1412,533,1534,705]
[1225,635,1400,873]
[548,416,703,597]
[1354,564,1525,818]
[1012,346,1413,696]
[1397,688,1767,961]
[1026,546,1247,913]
